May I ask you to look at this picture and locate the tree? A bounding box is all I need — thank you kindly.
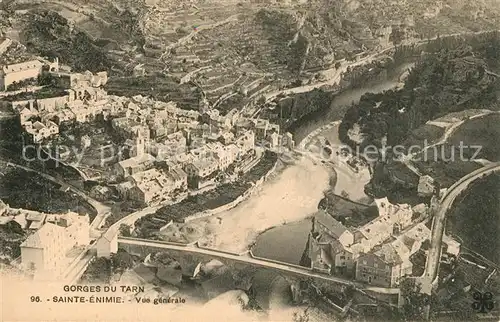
[82,257,112,283]
[4,220,24,235]
[119,224,132,237]
[111,249,134,270]
[400,278,429,320]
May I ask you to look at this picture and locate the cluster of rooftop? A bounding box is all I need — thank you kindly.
[110,94,292,206]
[308,197,460,288]
[0,58,113,143]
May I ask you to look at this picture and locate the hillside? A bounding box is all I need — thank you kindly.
[447,173,500,265]
[340,32,500,149]
[447,113,500,161]
[2,0,500,76]
[19,10,114,72]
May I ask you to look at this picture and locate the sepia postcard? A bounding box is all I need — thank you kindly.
[0,0,499,320]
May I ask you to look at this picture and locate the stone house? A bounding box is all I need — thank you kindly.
[0,60,43,91]
[355,244,404,288]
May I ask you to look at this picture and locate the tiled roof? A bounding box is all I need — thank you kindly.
[26,212,46,222]
[168,168,187,181]
[401,235,417,250]
[21,223,65,249]
[374,244,402,265]
[315,210,348,238]
[118,154,155,169]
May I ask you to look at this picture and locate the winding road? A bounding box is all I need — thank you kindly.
[420,162,500,294]
[263,30,499,103]
[3,160,111,229]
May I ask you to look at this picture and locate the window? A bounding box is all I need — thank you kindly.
[340,255,345,260]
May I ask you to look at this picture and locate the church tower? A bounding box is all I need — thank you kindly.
[131,128,145,157]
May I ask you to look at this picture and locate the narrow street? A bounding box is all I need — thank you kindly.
[0,157,111,229]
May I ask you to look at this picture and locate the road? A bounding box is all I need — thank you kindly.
[399,111,497,177]
[62,204,165,283]
[420,162,500,294]
[100,204,164,242]
[118,236,400,295]
[4,160,111,230]
[263,30,498,103]
[2,159,114,283]
[421,111,495,154]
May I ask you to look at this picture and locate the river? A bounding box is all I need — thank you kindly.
[251,67,409,265]
[293,77,406,145]
[251,219,312,265]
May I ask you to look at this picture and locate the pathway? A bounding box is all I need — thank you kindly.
[3,160,111,229]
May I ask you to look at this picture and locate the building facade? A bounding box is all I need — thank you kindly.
[0,60,44,91]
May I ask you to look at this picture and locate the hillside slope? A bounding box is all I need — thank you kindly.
[2,0,500,75]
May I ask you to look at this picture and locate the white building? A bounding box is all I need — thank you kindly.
[355,198,413,253]
[0,60,44,91]
[235,130,255,155]
[184,156,219,179]
[21,223,67,274]
[114,153,156,178]
[20,212,90,278]
[418,175,436,197]
[24,120,59,143]
[314,210,354,247]
[46,212,90,246]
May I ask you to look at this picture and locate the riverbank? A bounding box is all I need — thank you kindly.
[157,78,398,254]
[159,155,331,253]
[133,151,278,238]
[301,121,372,204]
[251,121,372,263]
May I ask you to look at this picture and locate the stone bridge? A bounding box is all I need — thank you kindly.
[117,237,400,297]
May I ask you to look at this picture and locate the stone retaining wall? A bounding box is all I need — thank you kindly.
[182,160,278,223]
[248,249,313,271]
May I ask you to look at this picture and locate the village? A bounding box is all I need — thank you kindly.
[0,54,294,210]
[308,194,460,288]
[0,48,463,290]
[0,198,91,279]
[0,11,495,319]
